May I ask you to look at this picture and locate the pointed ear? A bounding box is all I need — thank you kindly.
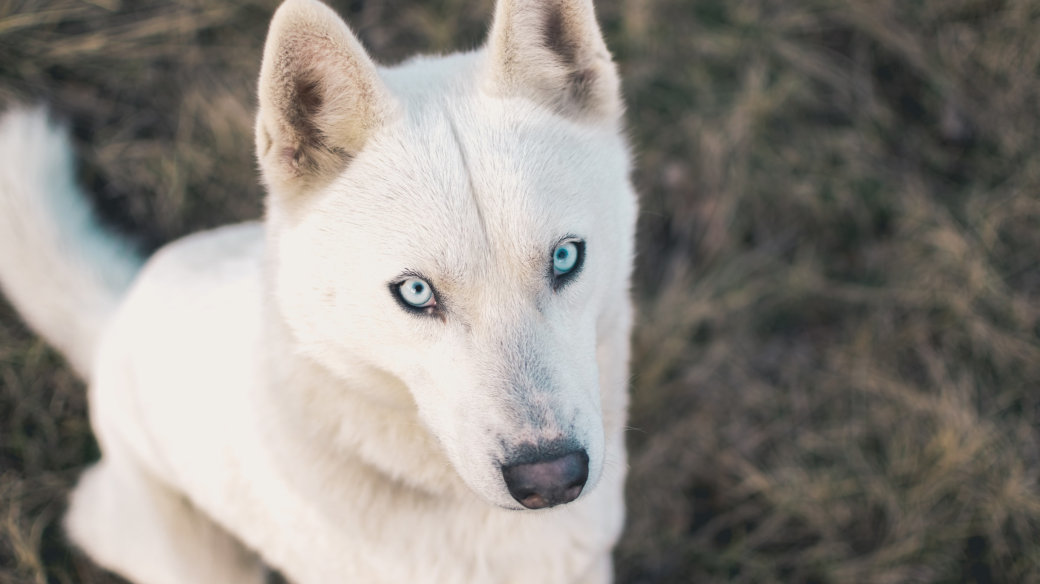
[256,0,394,196]
[484,0,621,121]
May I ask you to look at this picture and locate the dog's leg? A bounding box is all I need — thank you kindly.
[65,455,266,584]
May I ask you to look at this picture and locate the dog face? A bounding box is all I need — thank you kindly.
[256,0,635,509]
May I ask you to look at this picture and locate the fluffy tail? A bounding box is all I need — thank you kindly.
[0,107,144,378]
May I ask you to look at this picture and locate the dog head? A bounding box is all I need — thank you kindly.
[256,0,635,510]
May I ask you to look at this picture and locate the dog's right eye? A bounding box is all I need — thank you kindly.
[394,277,437,312]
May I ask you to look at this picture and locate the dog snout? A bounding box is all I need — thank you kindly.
[501,449,589,509]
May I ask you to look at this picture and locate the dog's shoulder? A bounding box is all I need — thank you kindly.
[104,221,267,363]
[143,221,265,282]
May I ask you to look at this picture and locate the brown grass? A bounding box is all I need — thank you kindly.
[1,0,1039,582]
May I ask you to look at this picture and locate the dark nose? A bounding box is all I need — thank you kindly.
[501,450,589,509]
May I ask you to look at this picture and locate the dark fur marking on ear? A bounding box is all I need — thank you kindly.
[291,76,325,151]
[282,74,357,177]
[543,5,579,69]
[567,68,597,104]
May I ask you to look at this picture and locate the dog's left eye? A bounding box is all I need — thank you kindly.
[551,239,584,289]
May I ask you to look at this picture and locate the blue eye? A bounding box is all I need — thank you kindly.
[553,242,579,275]
[397,277,435,308]
[551,239,584,291]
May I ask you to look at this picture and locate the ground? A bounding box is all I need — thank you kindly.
[1,0,1039,582]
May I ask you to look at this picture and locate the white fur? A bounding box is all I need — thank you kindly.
[0,0,637,582]
[0,107,141,377]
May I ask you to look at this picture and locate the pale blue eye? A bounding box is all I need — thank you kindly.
[398,277,435,307]
[553,241,579,275]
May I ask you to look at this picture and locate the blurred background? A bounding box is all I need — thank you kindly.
[1,0,1039,582]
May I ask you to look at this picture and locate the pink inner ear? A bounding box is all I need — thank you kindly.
[281,146,297,168]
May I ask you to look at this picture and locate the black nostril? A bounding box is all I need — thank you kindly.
[501,449,589,509]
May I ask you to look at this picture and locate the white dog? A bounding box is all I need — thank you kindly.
[0,0,636,581]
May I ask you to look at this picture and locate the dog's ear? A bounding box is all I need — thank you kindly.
[256,0,393,196]
[484,0,621,121]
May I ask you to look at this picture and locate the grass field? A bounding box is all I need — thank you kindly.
[1,0,1039,582]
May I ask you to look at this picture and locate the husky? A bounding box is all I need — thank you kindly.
[0,0,637,581]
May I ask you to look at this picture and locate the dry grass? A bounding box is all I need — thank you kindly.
[1,0,1039,582]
